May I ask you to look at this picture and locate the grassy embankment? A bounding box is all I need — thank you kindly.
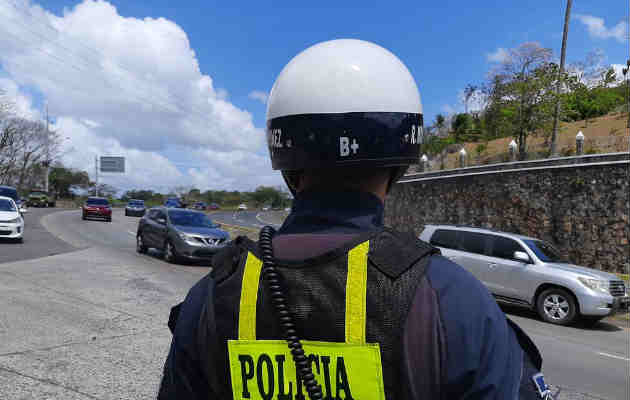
[438,112,629,169]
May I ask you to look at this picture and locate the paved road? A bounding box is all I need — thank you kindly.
[503,306,629,399]
[0,208,79,264]
[0,209,207,400]
[1,208,628,399]
[210,210,282,229]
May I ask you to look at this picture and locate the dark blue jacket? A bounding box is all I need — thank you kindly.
[158,191,545,399]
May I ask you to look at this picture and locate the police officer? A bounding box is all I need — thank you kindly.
[158,39,551,400]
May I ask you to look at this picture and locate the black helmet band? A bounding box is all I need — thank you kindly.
[267,112,423,171]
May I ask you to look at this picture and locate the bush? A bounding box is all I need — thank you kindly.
[585,147,598,155]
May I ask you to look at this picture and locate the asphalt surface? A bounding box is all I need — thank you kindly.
[0,208,208,400]
[210,210,282,230]
[0,208,628,399]
[0,208,79,264]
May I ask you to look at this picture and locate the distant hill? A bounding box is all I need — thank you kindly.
[419,111,629,171]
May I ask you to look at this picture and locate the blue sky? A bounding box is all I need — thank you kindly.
[44,0,628,125]
[0,0,627,192]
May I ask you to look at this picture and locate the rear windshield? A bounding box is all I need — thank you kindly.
[0,188,18,200]
[129,200,144,206]
[86,198,109,206]
[0,198,16,212]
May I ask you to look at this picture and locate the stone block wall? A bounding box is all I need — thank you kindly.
[385,157,630,274]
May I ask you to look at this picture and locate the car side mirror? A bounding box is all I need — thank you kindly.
[514,251,530,263]
[157,218,166,225]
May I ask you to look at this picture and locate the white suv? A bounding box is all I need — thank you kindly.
[419,224,629,325]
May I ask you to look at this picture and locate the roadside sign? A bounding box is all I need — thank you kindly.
[100,156,125,173]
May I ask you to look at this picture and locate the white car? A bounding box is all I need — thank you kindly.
[0,196,24,242]
[237,204,248,211]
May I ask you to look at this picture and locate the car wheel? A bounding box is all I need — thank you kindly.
[16,237,23,243]
[536,287,577,325]
[125,211,128,216]
[107,217,112,222]
[164,241,180,264]
[136,234,148,254]
[82,214,86,220]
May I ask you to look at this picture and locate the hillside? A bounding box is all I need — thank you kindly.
[422,111,629,171]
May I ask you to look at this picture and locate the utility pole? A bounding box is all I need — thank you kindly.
[44,104,50,193]
[95,156,99,197]
[550,0,573,157]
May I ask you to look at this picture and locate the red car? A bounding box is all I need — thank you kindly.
[82,197,112,222]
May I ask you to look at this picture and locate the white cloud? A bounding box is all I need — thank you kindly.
[0,78,41,120]
[487,47,510,63]
[0,0,280,192]
[575,14,628,42]
[248,90,268,104]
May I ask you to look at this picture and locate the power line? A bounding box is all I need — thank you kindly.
[0,8,183,114]
[1,0,220,120]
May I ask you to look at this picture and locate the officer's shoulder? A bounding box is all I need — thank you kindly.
[169,272,213,337]
[210,236,255,283]
[423,254,509,329]
[368,228,439,278]
[424,255,487,293]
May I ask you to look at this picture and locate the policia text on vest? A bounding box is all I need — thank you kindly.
[228,241,385,400]
[236,350,356,400]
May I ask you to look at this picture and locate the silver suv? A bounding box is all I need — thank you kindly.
[419,225,629,325]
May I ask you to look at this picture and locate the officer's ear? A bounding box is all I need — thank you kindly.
[387,166,409,193]
[281,170,302,196]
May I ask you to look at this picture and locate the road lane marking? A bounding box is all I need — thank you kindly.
[597,352,630,362]
[256,212,281,227]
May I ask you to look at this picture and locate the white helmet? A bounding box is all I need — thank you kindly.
[266,39,423,190]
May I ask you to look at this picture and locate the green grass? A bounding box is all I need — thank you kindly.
[617,273,629,283]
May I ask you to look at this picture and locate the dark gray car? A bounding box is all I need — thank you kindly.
[125,199,146,217]
[136,207,229,263]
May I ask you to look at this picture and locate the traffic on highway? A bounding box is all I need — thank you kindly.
[1,1,629,399]
[1,204,628,400]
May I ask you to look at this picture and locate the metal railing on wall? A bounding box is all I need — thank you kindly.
[400,152,630,183]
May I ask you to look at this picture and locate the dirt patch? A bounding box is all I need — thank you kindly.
[439,112,629,169]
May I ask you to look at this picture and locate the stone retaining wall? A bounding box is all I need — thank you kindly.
[386,153,630,273]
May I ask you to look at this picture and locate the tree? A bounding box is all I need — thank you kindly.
[93,183,117,198]
[452,113,473,143]
[487,43,558,159]
[49,165,90,198]
[463,84,478,114]
[564,67,623,125]
[188,188,201,199]
[435,114,446,135]
[550,0,573,156]
[0,117,59,189]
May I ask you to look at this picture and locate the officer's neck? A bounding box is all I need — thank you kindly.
[297,172,389,202]
[277,189,385,235]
